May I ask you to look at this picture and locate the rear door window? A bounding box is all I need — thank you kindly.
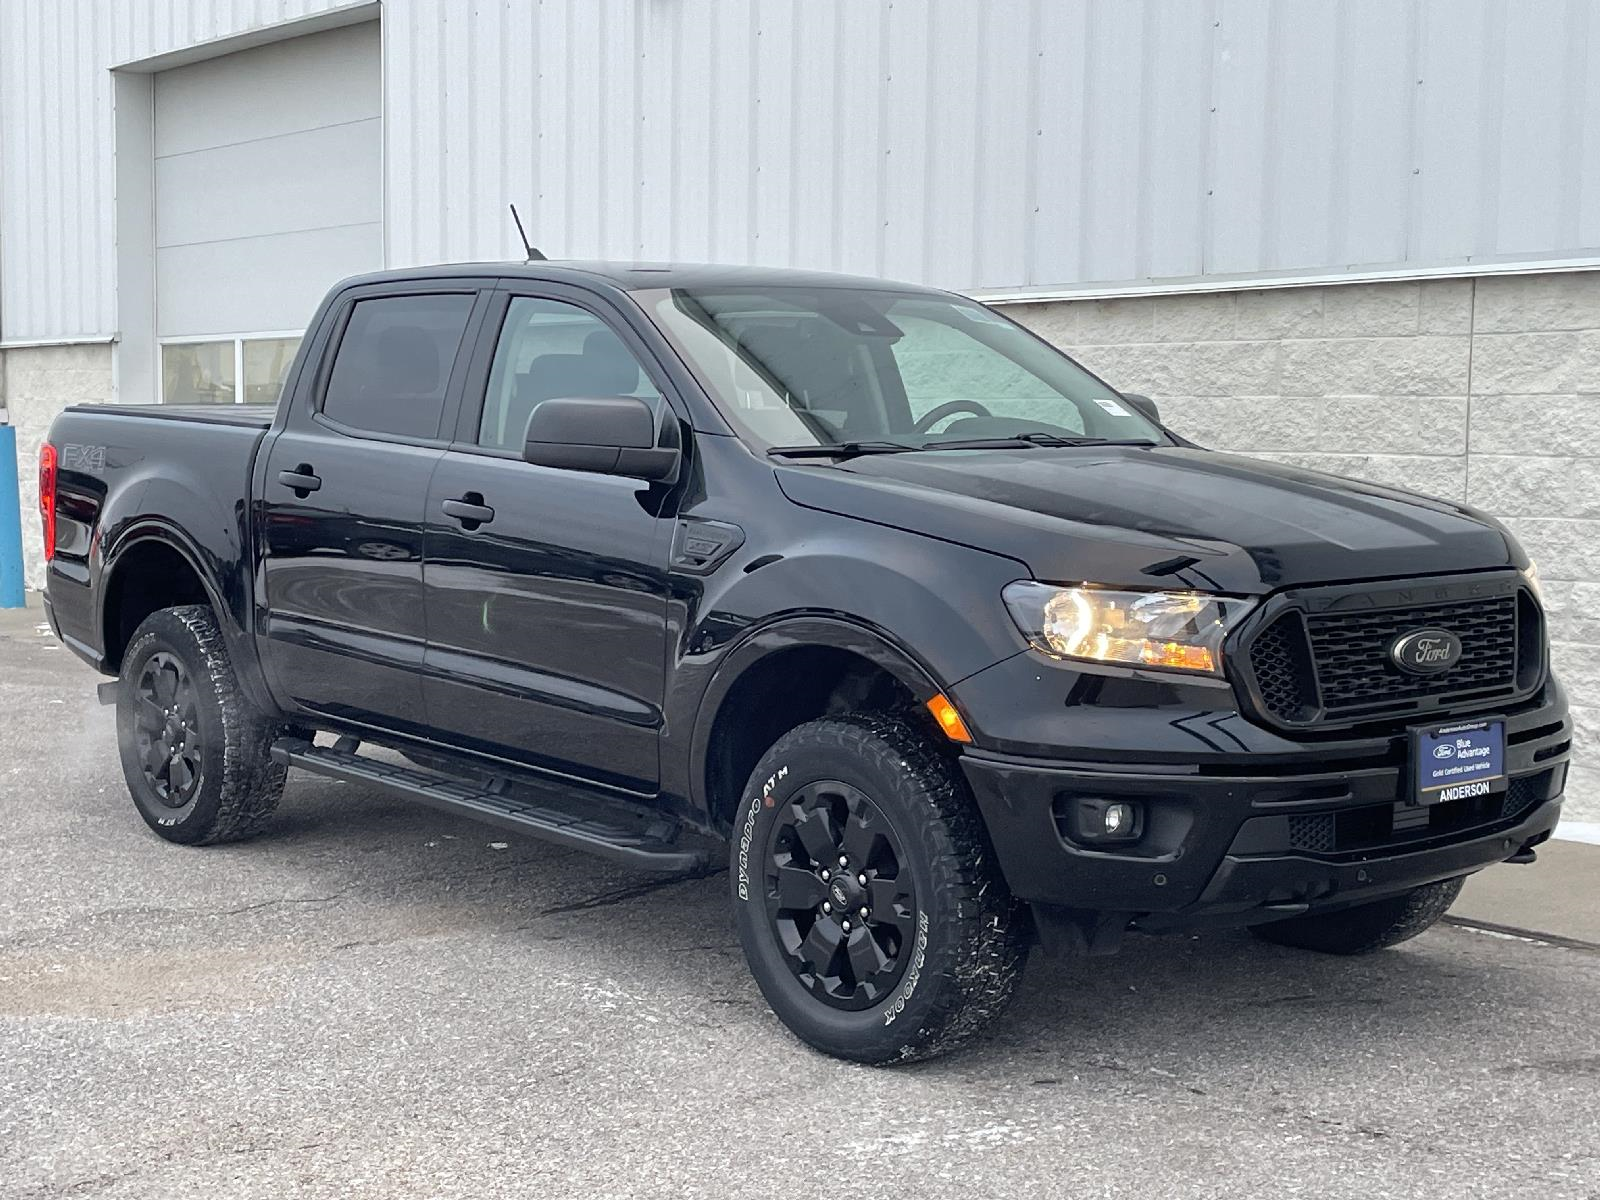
[321,294,475,439]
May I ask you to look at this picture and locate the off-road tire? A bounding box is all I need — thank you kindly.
[1249,876,1466,955]
[731,712,1027,1064]
[116,605,286,845]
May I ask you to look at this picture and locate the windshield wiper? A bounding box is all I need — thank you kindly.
[923,433,1160,450]
[767,440,920,460]
[1014,432,1159,447]
[768,434,1160,460]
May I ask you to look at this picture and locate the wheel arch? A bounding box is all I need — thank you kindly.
[689,615,950,834]
[98,523,276,713]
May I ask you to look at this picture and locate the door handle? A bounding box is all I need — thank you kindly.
[441,494,495,528]
[277,464,322,496]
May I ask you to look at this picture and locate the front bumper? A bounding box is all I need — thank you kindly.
[958,685,1570,929]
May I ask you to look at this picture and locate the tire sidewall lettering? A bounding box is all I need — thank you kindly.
[736,764,788,901]
[882,910,929,1026]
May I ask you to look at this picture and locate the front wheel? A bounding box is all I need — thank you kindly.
[1249,876,1466,955]
[731,713,1027,1064]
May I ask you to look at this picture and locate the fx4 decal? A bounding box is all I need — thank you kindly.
[62,444,106,473]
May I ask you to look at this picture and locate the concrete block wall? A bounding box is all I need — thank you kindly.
[1,278,1593,818]
[0,344,115,591]
[1006,270,1600,821]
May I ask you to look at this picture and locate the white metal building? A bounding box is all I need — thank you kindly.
[4,2,1599,364]
[0,0,1596,811]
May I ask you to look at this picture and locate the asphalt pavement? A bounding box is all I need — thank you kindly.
[1,604,1597,1199]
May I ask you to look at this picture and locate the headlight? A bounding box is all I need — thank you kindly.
[1521,560,1545,607]
[1002,582,1256,676]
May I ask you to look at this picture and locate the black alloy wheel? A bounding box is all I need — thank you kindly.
[763,779,917,1010]
[116,605,286,844]
[132,651,203,806]
[731,713,1028,1064]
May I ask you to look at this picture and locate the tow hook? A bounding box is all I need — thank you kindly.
[1505,843,1538,865]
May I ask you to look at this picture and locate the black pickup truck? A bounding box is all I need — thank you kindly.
[41,261,1569,1063]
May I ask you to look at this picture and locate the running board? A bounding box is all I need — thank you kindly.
[270,738,709,872]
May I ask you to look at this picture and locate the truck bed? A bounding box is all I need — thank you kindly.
[44,403,276,667]
[68,402,275,428]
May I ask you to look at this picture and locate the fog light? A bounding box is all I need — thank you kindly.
[1061,797,1143,845]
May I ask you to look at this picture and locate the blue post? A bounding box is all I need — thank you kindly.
[0,424,26,608]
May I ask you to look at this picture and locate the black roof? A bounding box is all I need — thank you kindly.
[336,259,951,296]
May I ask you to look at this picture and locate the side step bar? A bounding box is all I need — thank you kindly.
[270,738,709,873]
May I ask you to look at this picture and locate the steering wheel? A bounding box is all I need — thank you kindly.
[913,399,993,433]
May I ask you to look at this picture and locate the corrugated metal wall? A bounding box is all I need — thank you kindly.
[0,0,353,343]
[387,0,1600,293]
[3,0,1598,342]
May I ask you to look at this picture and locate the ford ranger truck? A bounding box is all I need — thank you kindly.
[40,262,1569,1064]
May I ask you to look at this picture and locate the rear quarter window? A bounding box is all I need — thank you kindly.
[321,294,475,439]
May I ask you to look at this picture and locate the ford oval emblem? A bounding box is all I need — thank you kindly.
[1390,628,1462,675]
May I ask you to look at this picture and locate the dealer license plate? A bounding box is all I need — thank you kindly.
[1412,719,1506,804]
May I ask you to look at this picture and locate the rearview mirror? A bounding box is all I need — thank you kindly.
[1120,393,1161,423]
[523,396,680,483]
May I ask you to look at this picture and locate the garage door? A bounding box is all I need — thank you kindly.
[154,22,381,404]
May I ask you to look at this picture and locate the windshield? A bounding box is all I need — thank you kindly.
[636,285,1163,450]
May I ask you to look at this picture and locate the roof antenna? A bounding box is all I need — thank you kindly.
[508,204,546,261]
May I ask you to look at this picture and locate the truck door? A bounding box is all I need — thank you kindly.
[258,284,486,732]
[419,288,673,792]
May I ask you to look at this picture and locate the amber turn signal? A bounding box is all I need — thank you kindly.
[926,693,973,743]
[1140,641,1216,673]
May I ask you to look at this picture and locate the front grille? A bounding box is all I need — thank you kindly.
[1243,583,1537,729]
[1252,617,1319,724]
[1307,596,1518,713]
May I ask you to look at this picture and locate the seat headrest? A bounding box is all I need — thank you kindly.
[581,327,642,394]
[373,325,441,395]
[734,319,854,396]
[522,330,640,402]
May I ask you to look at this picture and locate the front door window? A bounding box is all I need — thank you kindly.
[477,296,663,451]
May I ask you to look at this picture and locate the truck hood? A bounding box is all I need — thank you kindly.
[773,445,1520,594]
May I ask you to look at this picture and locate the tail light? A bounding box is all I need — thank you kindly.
[38,443,57,561]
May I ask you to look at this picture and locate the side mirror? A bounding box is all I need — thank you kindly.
[523,396,681,483]
[1120,393,1161,424]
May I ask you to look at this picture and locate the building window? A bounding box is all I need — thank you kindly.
[160,334,303,405]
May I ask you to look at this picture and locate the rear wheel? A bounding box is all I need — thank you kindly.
[731,713,1026,1064]
[116,605,286,845]
[1249,876,1465,955]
